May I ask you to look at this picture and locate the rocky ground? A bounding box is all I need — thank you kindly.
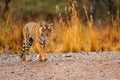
[0,52,120,80]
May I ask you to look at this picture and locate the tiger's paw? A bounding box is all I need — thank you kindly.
[21,54,31,61]
[39,55,47,61]
[39,58,47,62]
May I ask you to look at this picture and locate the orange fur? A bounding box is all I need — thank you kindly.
[20,22,53,61]
[35,25,46,60]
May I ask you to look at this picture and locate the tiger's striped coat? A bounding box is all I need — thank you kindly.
[19,22,53,61]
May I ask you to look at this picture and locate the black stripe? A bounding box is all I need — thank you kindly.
[22,50,25,52]
[25,45,31,48]
[40,42,44,45]
[19,52,24,58]
[27,41,32,46]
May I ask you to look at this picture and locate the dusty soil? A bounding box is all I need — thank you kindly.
[0,52,120,80]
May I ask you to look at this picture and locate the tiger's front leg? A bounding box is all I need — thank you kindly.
[36,42,47,61]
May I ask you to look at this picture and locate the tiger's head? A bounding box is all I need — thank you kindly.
[40,21,53,40]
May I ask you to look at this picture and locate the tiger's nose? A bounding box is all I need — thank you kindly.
[46,34,49,37]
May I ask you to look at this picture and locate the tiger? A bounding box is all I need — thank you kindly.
[19,21,53,61]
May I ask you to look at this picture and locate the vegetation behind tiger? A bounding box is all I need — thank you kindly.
[0,0,120,54]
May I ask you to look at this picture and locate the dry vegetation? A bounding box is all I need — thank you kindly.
[0,1,120,54]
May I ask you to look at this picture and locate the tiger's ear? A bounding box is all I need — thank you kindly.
[49,23,54,27]
[40,23,42,26]
[49,23,53,33]
[40,21,46,26]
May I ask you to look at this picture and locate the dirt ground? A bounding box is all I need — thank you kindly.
[0,52,120,80]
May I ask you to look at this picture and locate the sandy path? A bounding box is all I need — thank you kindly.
[0,52,120,80]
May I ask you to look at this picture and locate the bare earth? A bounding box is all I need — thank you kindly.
[0,52,120,80]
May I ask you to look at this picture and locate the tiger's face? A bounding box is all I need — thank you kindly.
[40,23,53,40]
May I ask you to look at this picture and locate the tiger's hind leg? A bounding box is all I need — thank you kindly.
[19,37,34,61]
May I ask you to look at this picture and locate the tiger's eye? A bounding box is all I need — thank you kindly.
[48,29,51,32]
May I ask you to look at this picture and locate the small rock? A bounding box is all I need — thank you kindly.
[63,54,72,57]
[55,63,58,65]
[11,71,14,73]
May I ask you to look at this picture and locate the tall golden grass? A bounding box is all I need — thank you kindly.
[45,1,120,53]
[0,0,120,54]
[0,20,23,54]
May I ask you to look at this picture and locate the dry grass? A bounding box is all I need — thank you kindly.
[0,21,23,54]
[45,20,120,53]
[45,1,120,53]
[0,1,120,54]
